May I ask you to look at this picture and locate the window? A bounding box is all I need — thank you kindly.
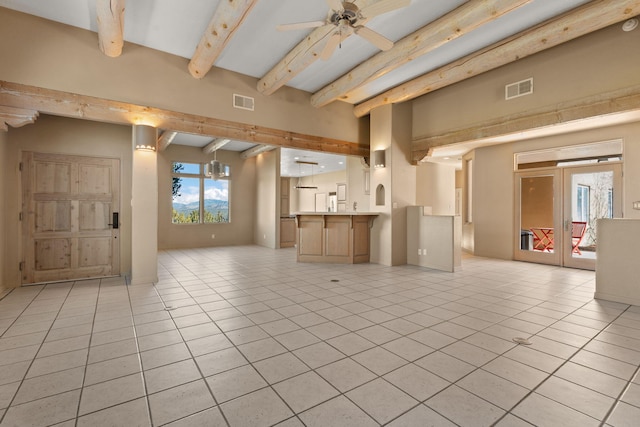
[576,184,589,222]
[172,162,229,224]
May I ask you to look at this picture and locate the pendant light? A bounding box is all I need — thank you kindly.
[206,149,229,180]
[294,160,318,189]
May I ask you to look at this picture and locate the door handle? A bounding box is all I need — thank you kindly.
[108,212,119,229]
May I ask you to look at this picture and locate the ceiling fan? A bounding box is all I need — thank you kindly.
[277,0,410,60]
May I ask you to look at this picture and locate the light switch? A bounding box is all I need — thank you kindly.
[633,201,640,210]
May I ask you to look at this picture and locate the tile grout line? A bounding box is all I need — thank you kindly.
[599,306,640,426]
[160,257,388,426]
[491,300,636,426]
[73,278,102,426]
[0,282,78,425]
[122,277,154,427]
[157,250,601,426]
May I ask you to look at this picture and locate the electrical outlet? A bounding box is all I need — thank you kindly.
[211,234,215,239]
[418,249,422,255]
[633,201,640,210]
[263,234,266,239]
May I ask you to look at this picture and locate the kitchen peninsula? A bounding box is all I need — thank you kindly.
[294,212,379,264]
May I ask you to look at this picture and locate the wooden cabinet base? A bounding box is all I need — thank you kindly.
[295,213,378,264]
[280,217,296,248]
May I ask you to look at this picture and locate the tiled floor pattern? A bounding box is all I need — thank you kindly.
[0,246,639,426]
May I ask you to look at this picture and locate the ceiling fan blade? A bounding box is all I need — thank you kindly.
[326,0,344,12]
[360,0,410,19]
[354,26,393,51]
[277,21,326,31]
[320,32,341,60]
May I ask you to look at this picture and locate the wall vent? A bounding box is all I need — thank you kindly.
[505,78,533,100]
[233,94,254,111]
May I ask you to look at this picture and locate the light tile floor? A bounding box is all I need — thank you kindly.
[0,246,639,426]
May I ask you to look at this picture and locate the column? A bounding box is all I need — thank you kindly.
[369,103,416,266]
[131,125,158,284]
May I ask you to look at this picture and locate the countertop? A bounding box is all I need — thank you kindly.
[292,212,379,216]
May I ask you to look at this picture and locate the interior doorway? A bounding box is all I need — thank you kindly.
[21,152,121,284]
[515,162,622,270]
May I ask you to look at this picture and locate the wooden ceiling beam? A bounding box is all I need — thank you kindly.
[240,144,276,159]
[202,138,231,154]
[354,0,640,118]
[0,105,38,131]
[0,80,367,157]
[96,0,125,57]
[157,130,177,151]
[189,0,259,79]
[411,85,640,163]
[311,0,531,108]
[257,0,379,96]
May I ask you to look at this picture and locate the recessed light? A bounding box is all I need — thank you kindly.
[444,157,450,160]
[338,161,344,165]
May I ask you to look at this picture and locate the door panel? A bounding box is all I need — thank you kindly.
[35,201,72,232]
[22,152,120,284]
[514,169,561,266]
[35,162,72,193]
[562,164,622,270]
[35,238,71,270]
[79,201,111,231]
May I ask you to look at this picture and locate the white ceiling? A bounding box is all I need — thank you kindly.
[166,132,346,177]
[1,0,615,172]
[0,0,593,99]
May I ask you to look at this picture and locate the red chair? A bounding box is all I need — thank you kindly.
[571,221,587,254]
[531,227,554,251]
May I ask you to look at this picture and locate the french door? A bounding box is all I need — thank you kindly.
[515,162,622,270]
[562,163,622,269]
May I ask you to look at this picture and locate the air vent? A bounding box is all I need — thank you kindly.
[233,94,254,111]
[505,78,533,100]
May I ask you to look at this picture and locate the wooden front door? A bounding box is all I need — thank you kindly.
[22,152,120,284]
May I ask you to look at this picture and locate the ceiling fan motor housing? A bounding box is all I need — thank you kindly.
[329,2,360,26]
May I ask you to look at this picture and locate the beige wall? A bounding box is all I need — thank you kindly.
[370,103,416,266]
[412,23,640,139]
[255,150,278,248]
[0,130,7,291]
[472,122,640,260]
[2,115,132,287]
[347,156,370,213]
[0,8,360,145]
[157,145,256,249]
[292,170,347,212]
[416,162,456,215]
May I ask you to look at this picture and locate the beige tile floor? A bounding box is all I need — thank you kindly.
[0,246,639,426]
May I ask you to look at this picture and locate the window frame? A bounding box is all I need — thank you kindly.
[576,184,590,223]
[171,161,230,224]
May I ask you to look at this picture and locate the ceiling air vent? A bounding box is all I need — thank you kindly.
[505,78,533,100]
[233,94,254,111]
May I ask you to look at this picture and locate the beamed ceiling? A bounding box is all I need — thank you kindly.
[1,0,639,170]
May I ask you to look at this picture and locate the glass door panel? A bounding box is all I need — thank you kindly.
[515,169,561,265]
[563,164,622,270]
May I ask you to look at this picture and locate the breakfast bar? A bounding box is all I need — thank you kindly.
[294,212,379,264]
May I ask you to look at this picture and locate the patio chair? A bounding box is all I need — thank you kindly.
[571,221,587,255]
